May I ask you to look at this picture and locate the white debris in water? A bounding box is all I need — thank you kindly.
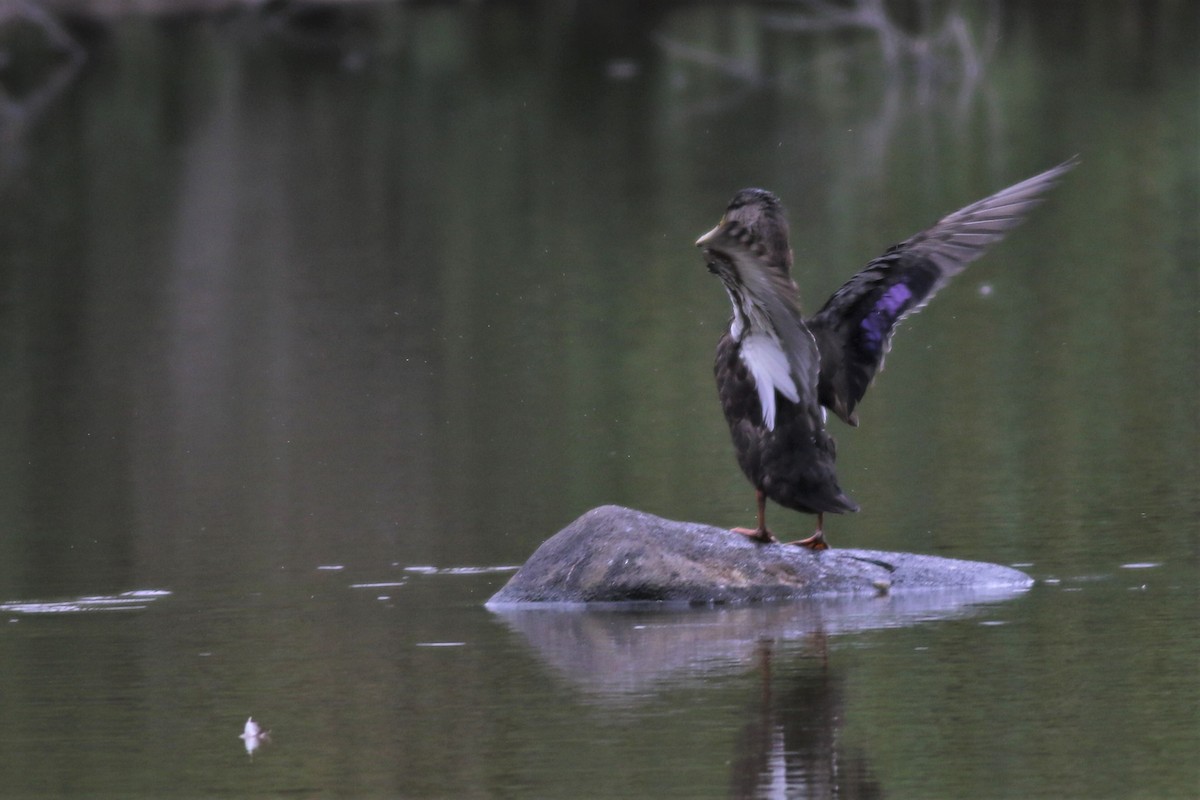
[316,565,345,571]
[349,582,408,589]
[1119,562,1162,570]
[239,716,270,756]
[416,642,466,647]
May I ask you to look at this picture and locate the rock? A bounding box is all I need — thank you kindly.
[486,505,1032,605]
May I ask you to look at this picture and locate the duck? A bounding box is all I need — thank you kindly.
[696,159,1076,548]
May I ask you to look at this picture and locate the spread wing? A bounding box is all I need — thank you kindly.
[808,158,1078,426]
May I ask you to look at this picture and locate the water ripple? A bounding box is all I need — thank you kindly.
[402,565,519,576]
[1,589,172,616]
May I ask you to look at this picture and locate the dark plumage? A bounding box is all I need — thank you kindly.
[697,159,1077,547]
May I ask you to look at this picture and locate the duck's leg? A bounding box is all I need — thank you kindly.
[792,513,830,550]
[732,489,777,543]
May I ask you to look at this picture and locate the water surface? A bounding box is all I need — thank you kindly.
[0,2,1196,797]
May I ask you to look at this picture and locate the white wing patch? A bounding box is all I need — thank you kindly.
[740,333,799,431]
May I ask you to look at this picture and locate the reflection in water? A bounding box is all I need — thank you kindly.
[658,0,1002,178]
[490,586,1026,697]
[0,3,86,182]
[401,566,520,576]
[0,588,171,615]
[730,641,881,799]
[492,595,982,796]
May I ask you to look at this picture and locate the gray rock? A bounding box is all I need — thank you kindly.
[486,505,1032,605]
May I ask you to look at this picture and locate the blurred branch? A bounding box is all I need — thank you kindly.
[0,0,85,61]
[655,0,1003,177]
[0,0,87,182]
[762,0,993,81]
[656,32,766,85]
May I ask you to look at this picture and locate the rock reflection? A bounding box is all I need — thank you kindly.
[489,586,1026,697]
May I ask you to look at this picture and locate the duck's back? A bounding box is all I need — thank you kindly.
[715,332,858,516]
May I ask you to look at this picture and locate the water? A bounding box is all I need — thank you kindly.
[1,2,1197,796]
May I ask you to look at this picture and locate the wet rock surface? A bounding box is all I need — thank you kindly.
[487,505,1033,605]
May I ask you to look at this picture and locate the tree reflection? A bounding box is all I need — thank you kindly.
[0,2,85,183]
[658,0,1003,179]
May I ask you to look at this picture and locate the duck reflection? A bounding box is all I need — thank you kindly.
[730,639,880,799]
[492,590,1025,794]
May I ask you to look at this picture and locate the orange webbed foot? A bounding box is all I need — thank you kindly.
[731,527,778,544]
[790,530,830,550]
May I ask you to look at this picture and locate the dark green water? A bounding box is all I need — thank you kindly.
[0,2,1196,797]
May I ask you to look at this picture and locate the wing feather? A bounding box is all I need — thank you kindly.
[809,158,1077,426]
[700,223,822,423]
